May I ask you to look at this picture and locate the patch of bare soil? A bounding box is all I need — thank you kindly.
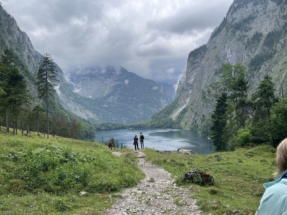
[107,151,203,215]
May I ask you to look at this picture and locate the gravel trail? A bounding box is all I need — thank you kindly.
[105,151,203,215]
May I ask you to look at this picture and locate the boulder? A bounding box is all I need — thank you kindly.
[177,148,195,155]
[182,169,214,186]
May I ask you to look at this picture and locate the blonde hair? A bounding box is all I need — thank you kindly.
[276,138,287,176]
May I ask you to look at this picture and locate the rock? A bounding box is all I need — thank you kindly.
[177,148,195,155]
[215,155,222,161]
[182,169,214,186]
[232,210,243,215]
[209,188,218,194]
[79,191,87,196]
[161,150,172,153]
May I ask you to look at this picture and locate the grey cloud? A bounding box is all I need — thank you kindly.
[2,0,233,84]
[147,1,232,34]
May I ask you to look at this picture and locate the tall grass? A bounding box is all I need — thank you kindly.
[0,131,144,214]
[144,145,276,215]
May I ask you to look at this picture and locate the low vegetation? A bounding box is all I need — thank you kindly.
[0,130,144,214]
[144,145,276,215]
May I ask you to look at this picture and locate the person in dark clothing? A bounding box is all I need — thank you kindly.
[108,142,113,150]
[139,132,144,149]
[134,135,139,150]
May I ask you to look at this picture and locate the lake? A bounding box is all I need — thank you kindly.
[95,129,214,154]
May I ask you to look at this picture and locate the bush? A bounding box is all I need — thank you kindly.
[232,128,252,147]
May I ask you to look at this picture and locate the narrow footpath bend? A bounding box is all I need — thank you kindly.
[105,151,203,215]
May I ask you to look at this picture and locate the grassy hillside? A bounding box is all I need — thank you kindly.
[0,131,144,214]
[144,145,276,215]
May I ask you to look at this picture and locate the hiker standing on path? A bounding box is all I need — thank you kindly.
[108,142,113,150]
[139,132,144,149]
[256,138,287,214]
[133,135,139,150]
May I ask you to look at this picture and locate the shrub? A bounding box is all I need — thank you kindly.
[232,128,252,147]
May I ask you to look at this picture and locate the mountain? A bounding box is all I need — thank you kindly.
[0,5,173,126]
[0,5,97,138]
[61,66,173,124]
[152,0,287,134]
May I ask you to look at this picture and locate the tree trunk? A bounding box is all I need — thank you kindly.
[16,116,18,135]
[6,109,9,133]
[37,116,40,136]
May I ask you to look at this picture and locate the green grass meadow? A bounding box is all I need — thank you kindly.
[0,131,144,215]
[144,145,276,215]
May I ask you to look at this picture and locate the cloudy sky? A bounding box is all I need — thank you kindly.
[2,0,233,84]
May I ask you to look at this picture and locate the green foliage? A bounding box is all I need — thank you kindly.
[144,145,276,215]
[0,49,30,133]
[251,75,277,144]
[272,98,287,146]
[37,53,59,138]
[214,63,250,146]
[211,93,228,151]
[231,128,252,147]
[0,132,144,214]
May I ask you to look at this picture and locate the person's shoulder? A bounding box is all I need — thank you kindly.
[266,180,287,195]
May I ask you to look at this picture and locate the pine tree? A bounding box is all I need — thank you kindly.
[36,53,58,138]
[221,63,249,134]
[6,69,30,134]
[0,50,29,133]
[251,75,277,145]
[211,92,228,151]
[32,105,44,136]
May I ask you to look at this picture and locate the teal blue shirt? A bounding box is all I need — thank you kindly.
[255,170,287,215]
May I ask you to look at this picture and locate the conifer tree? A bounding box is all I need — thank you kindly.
[0,50,29,133]
[36,53,58,138]
[251,75,277,145]
[221,63,249,134]
[32,105,44,136]
[211,92,228,151]
[6,69,29,134]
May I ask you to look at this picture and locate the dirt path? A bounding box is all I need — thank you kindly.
[106,151,203,215]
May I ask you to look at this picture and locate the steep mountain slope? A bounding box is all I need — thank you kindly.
[0,5,173,125]
[0,5,97,138]
[155,0,287,134]
[63,66,173,124]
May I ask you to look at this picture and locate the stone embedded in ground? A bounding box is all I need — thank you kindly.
[177,148,195,155]
[79,191,87,196]
[181,169,214,186]
[209,188,218,194]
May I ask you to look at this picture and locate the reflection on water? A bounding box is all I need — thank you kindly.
[95,129,214,154]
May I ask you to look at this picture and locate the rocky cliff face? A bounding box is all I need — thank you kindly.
[0,6,41,100]
[167,0,287,132]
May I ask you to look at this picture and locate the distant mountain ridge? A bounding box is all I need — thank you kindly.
[63,66,173,124]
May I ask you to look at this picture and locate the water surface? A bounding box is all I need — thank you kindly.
[95,129,214,154]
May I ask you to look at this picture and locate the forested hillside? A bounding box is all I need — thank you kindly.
[0,5,95,139]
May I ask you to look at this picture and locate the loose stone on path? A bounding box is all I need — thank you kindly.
[106,151,203,215]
